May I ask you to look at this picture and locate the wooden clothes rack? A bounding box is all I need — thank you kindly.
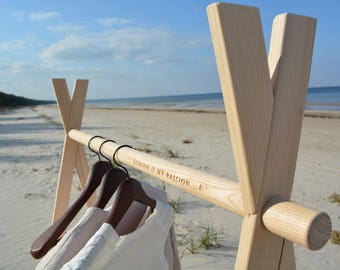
[50,3,332,270]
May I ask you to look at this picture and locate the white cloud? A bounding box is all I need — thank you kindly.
[2,12,217,100]
[47,24,84,34]
[0,43,9,50]
[11,11,60,21]
[29,11,60,21]
[98,17,133,27]
[39,35,113,62]
[0,40,25,51]
[0,62,32,74]
[39,26,210,66]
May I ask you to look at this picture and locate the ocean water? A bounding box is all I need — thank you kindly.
[87,92,225,109]
[305,86,340,111]
[86,86,340,111]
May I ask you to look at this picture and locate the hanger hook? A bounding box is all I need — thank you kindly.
[88,135,104,161]
[112,145,133,178]
[99,139,117,165]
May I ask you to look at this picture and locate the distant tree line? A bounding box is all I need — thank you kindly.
[0,91,55,107]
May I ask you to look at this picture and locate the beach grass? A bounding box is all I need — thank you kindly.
[328,192,340,204]
[177,224,221,257]
[158,181,166,190]
[169,195,184,214]
[187,237,198,254]
[161,145,180,158]
[129,133,140,139]
[330,230,340,245]
[38,113,62,128]
[177,234,198,256]
[136,146,152,153]
[199,226,220,250]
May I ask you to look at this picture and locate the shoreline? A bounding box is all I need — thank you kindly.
[3,104,340,119]
[42,104,340,119]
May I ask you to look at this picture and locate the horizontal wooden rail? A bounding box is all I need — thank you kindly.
[68,129,331,250]
[69,129,244,216]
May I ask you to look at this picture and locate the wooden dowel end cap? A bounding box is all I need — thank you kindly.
[307,211,332,250]
[262,198,332,250]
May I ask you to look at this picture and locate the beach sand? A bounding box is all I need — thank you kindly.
[0,105,339,269]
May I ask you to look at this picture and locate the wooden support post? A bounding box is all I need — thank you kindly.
[52,79,95,223]
[207,2,273,215]
[235,13,316,270]
[207,3,317,269]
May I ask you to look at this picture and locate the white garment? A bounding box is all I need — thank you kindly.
[36,207,108,270]
[61,200,174,270]
[36,182,180,270]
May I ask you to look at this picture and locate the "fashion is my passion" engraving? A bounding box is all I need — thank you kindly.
[132,159,208,193]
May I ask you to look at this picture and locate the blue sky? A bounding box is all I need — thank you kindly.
[0,0,339,100]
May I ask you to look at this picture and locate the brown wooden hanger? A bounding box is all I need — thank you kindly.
[30,160,112,259]
[105,178,157,229]
[94,140,129,209]
[105,145,156,229]
[94,168,128,208]
[30,136,112,259]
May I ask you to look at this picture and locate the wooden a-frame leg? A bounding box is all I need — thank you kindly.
[207,3,274,215]
[207,3,316,269]
[234,14,316,270]
[279,240,296,270]
[52,79,95,223]
[268,14,315,270]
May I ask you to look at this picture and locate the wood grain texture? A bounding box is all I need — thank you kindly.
[52,79,70,131]
[52,136,79,223]
[207,2,273,215]
[234,13,317,270]
[265,14,316,199]
[52,79,93,223]
[69,129,244,215]
[262,198,331,250]
[68,128,331,251]
[65,80,92,212]
[67,80,88,131]
[74,146,90,205]
[52,79,88,132]
[278,240,296,270]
